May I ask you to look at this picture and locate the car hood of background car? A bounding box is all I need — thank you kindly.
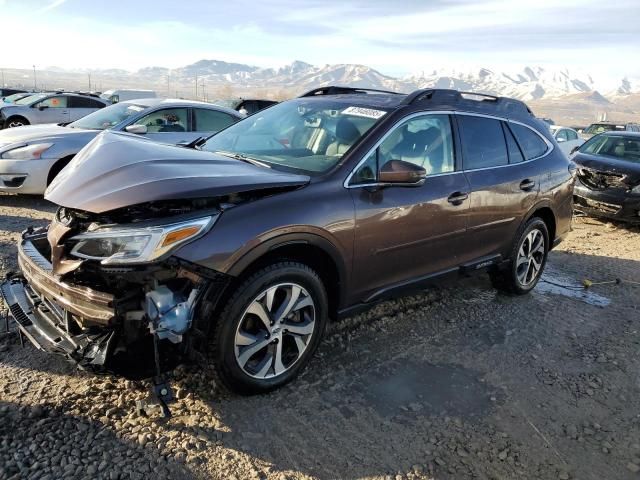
[573,152,640,185]
[0,124,98,146]
[45,131,311,213]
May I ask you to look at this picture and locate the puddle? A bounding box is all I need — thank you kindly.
[535,266,610,307]
[355,360,492,418]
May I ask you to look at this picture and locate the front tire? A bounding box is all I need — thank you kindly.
[209,262,328,394]
[490,217,549,295]
[6,116,29,128]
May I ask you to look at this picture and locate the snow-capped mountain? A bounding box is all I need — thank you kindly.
[406,66,600,101]
[38,59,640,101]
[136,60,638,100]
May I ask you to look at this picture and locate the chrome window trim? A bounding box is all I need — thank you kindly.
[344,110,554,188]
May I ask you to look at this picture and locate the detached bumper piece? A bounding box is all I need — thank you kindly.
[0,234,118,371]
[1,275,116,369]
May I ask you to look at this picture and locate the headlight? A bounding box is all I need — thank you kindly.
[69,216,216,264]
[1,143,54,160]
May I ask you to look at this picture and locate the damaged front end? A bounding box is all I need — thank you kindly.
[1,200,230,381]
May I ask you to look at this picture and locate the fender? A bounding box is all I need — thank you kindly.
[226,228,350,301]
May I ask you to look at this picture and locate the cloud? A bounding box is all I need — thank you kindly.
[39,0,66,13]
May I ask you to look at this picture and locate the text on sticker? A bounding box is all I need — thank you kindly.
[342,106,387,120]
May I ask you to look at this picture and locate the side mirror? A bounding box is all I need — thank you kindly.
[379,160,426,185]
[125,124,148,134]
[557,137,566,143]
[38,105,49,111]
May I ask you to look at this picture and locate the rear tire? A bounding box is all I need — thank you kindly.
[208,262,328,394]
[6,116,29,128]
[490,217,549,295]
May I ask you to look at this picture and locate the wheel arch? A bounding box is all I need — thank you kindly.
[46,154,76,185]
[524,202,557,247]
[5,115,30,127]
[227,233,348,320]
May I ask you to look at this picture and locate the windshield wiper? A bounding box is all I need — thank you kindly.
[180,136,207,149]
[215,151,271,168]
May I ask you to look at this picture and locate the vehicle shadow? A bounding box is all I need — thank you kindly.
[0,400,195,480]
[0,193,57,214]
[0,214,50,233]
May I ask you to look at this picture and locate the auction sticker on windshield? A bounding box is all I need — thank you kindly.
[342,106,387,120]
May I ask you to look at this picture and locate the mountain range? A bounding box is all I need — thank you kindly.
[44,59,640,102]
[4,59,640,125]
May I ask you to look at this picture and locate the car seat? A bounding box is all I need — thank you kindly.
[326,118,362,156]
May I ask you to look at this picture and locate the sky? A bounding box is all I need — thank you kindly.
[1,0,639,84]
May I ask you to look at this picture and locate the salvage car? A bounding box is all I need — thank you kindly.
[1,87,574,408]
[0,92,109,128]
[573,132,640,223]
[580,122,640,140]
[0,98,242,194]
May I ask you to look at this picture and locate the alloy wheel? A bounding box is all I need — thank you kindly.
[8,120,25,128]
[515,228,545,286]
[234,282,316,379]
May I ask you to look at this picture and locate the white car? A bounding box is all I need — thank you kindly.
[550,126,584,157]
[0,98,241,194]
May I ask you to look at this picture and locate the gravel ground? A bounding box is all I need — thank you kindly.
[1,193,640,480]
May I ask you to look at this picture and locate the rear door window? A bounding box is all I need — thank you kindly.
[193,108,237,132]
[566,129,578,141]
[510,123,548,160]
[69,96,105,108]
[458,115,508,169]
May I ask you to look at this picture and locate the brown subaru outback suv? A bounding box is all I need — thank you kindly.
[2,87,574,404]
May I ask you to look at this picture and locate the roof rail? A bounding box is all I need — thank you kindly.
[299,86,402,97]
[402,88,533,116]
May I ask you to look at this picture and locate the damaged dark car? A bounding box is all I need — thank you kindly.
[1,87,574,413]
[573,132,640,223]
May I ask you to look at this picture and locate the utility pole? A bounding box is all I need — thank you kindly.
[195,74,198,99]
[88,72,92,91]
[33,65,37,91]
[200,80,206,102]
[166,74,170,97]
[1,69,4,87]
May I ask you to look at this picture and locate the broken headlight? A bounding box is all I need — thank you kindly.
[69,216,216,264]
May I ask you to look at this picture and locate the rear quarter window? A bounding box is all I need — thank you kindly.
[510,123,548,160]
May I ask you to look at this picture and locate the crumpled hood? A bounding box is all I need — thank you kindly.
[573,152,640,186]
[45,131,310,213]
[0,124,93,146]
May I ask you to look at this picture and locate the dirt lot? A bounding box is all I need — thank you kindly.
[1,193,639,480]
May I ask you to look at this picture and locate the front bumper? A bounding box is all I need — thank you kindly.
[574,184,640,223]
[0,234,117,369]
[0,157,57,193]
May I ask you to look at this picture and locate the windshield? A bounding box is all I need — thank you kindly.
[3,93,28,103]
[69,102,147,130]
[584,124,625,134]
[579,134,640,163]
[15,93,47,105]
[201,99,385,174]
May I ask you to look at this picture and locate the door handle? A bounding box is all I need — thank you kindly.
[519,179,536,191]
[447,191,469,205]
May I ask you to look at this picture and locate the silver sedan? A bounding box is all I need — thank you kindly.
[0,98,242,194]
